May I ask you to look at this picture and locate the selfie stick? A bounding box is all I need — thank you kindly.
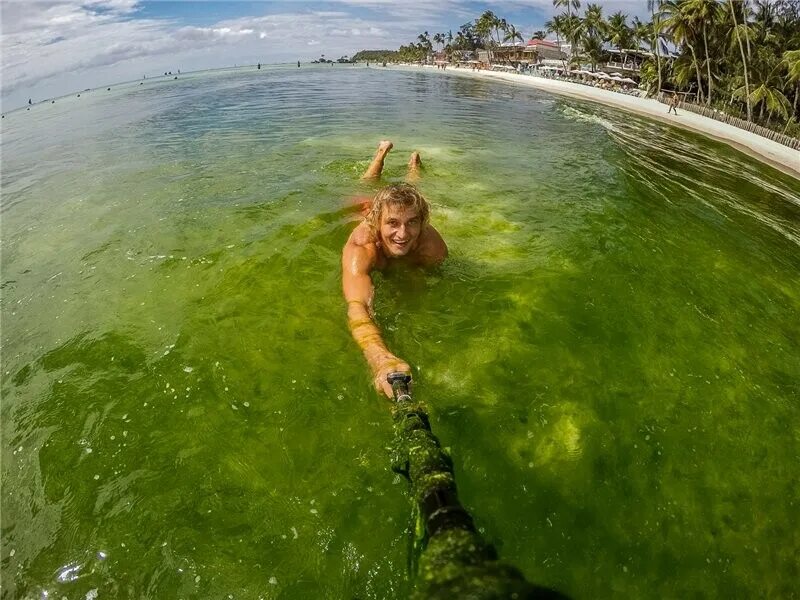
[386,372,567,600]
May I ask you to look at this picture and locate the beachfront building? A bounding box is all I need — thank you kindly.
[524,39,567,64]
[489,38,569,71]
[492,40,528,63]
[602,48,656,80]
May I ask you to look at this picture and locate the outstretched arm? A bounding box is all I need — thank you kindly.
[342,240,410,398]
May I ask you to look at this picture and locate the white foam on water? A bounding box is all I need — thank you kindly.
[560,105,618,133]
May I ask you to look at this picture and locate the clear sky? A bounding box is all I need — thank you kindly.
[1,0,651,111]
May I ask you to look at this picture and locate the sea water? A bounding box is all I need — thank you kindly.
[2,65,799,598]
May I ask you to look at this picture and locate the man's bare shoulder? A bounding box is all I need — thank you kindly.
[343,221,380,271]
[347,221,378,249]
[414,224,448,266]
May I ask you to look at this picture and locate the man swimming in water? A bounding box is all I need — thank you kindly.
[342,141,448,398]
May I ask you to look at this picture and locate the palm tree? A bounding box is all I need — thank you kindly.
[476,11,497,61]
[532,30,547,40]
[582,32,605,72]
[784,50,800,83]
[660,0,705,103]
[417,31,433,58]
[728,0,752,120]
[545,15,562,43]
[433,32,445,52]
[553,0,581,60]
[545,14,569,70]
[581,4,606,70]
[456,22,480,52]
[783,50,800,117]
[683,0,718,106]
[497,17,509,44]
[631,16,649,50]
[647,1,663,95]
[504,23,524,44]
[737,0,753,61]
[564,13,584,58]
[553,0,581,16]
[606,11,632,49]
[736,67,790,125]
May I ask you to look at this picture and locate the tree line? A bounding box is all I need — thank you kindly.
[355,1,800,136]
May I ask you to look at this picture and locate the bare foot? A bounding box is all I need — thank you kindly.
[378,140,394,154]
[406,151,421,181]
[361,140,394,179]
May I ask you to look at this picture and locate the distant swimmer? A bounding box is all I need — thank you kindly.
[297,61,300,68]
[28,98,32,105]
[342,141,447,398]
[258,63,261,69]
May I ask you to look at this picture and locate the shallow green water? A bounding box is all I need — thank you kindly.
[2,65,799,599]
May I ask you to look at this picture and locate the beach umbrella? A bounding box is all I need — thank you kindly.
[595,72,611,79]
[621,77,637,84]
[610,75,625,82]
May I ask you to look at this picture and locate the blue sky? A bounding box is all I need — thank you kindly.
[1,0,650,110]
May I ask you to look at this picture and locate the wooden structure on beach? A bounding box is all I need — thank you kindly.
[603,48,648,77]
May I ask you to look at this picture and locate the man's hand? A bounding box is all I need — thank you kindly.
[373,355,411,399]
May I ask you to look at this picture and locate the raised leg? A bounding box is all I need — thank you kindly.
[405,151,422,182]
[361,140,393,180]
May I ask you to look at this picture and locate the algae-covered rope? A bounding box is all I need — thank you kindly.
[386,372,569,600]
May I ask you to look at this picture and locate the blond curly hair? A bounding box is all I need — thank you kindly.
[365,183,430,232]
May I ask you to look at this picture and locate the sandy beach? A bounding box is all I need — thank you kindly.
[401,64,799,179]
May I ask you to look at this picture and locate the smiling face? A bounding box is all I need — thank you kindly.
[378,203,423,258]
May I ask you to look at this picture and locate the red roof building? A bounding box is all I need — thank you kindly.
[525,39,560,49]
[524,39,567,61]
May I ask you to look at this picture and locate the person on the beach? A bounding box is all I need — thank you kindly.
[342,141,447,398]
[668,92,679,115]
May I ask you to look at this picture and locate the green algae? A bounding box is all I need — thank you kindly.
[2,66,799,599]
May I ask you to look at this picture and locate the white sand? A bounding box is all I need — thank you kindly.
[398,65,800,178]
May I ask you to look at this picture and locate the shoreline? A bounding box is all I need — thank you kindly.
[397,64,800,179]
